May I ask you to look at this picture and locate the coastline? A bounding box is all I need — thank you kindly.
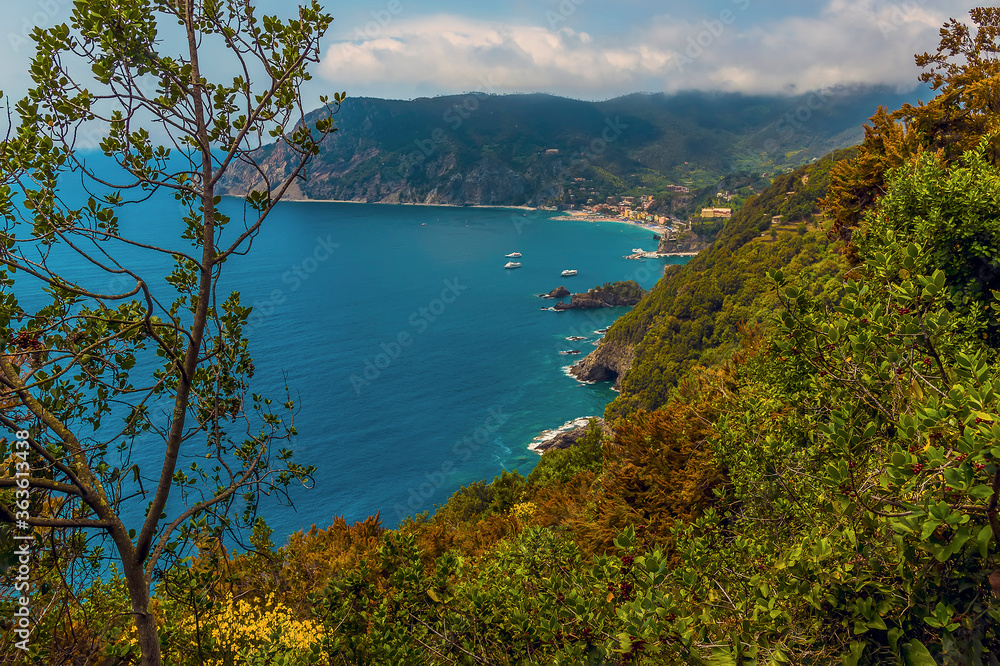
[223,193,674,237]
[550,209,671,236]
[272,195,696,258]
[232,195,537,212]
[527,417,599,454]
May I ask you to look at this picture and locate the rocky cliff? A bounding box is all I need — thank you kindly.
[570,150,851,404]
[569,339,635,389]
[220,88,921,206]
[656,236,710,255]
[528,417,607,454]
[553,281,645,311]
[540,286,571,299]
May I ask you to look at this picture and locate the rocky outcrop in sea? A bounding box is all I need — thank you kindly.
[553,281,645,311]
[540,286,571,299]
[528,417,606,454]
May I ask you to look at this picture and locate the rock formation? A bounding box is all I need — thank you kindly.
[552,281,644,311]
[528,417,606,454]
[540,286,571,299]
[569,340,635,390]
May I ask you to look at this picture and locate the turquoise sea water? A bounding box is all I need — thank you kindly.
[233,201,685,532]
[13,174,687,536]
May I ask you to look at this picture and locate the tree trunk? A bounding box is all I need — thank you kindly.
[122,558,161,665]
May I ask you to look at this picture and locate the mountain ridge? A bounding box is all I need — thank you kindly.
[221,85,923,207]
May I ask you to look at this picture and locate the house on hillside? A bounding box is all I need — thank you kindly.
[700,207,732,219]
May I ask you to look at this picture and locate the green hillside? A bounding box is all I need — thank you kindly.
[593,148,851,420]
[222,87,921,206]
[14,8,1000,665]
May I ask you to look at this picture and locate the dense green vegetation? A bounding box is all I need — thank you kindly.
[556,281,646,310]
[588,281,645,304]
[222,87,921,207]
[603,148,850,420]
[9,8,1000,666]
[648,172,772,222]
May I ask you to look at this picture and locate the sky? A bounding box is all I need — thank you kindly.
[0,0,982,103]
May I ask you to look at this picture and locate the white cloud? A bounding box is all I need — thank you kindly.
[318,1,977,99]
[320,16,674,97]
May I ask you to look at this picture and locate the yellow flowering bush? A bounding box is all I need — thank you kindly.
[178,592,325,665]
[511,501,537,522]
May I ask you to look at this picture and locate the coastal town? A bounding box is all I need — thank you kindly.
[580,194,730,225]
[552,189,736,257]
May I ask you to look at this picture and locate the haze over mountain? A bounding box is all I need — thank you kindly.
[223,85,923,207]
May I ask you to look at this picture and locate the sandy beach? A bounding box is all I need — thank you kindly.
[554,210,670,235]
[264,196,537,212]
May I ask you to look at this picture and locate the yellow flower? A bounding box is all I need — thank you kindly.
[176,592,325,664]
[511,502,537,521]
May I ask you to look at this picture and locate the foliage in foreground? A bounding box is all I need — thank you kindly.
[0,0,339,663]
[17,123,1000,666]
[81,130,1000,666]
[9,7,1000,666]
[601,148,849,421]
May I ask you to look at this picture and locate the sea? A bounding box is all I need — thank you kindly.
[234,200,686,533]
[12,171,689,539]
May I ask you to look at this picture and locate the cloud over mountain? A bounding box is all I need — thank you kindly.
[319,1,974,99]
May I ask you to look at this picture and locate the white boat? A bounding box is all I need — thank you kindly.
[505,252,522,258]
[504,261,522,269]
[561,269,578,277]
